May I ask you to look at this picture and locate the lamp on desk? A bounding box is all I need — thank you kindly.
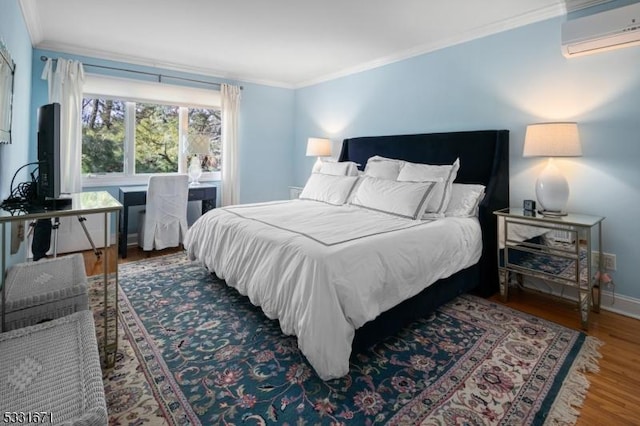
[185,134,210,185]
[523,122,582,216]
[306,137,332,173]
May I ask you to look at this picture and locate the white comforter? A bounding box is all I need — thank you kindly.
[184,200,482,380]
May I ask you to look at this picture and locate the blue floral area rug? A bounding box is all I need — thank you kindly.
[108,253,601,425]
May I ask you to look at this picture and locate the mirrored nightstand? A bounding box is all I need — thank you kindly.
[494,207,605,329]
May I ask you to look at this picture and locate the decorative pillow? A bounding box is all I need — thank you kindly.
[318,161,360,176]
[363,156,404,180]
[445,184,486,217]
[350,176,436,220]
[397,158,460,218]
[299,173,359,205]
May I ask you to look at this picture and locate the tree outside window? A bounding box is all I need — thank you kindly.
[81,98,125,173]
[81,97,221,176]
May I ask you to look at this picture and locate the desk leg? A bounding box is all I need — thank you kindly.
[119,203,129,258]
[103,211,119,368]
[202,197,215,214]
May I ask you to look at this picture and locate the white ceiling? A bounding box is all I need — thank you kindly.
[19,0,597,88]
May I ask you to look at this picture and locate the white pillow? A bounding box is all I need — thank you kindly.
[445,184,486,217]
[299,173,359,205]
[318,161,360,176]
[397,158,460,218]
[350,176,436,220]
[363,156,404,180]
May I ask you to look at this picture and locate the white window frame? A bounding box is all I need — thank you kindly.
[81,74,221,187]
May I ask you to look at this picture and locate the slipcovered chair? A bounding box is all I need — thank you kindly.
[138,174,189,251]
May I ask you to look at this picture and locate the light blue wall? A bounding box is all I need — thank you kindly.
[237,83,294,203]
[0,0,33,263]
[0,0,33,198]
[294,17,640,300]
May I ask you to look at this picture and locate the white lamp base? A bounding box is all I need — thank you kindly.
[535,158,569,215]
[188,157,203,185]
[311,157,323,173]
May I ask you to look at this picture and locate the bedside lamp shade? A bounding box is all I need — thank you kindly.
[306,137,332,173]
[523,122,582,157]
[523,122,582,215]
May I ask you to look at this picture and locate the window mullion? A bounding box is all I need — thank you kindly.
[178,107,188,174]
[125,101,136,175]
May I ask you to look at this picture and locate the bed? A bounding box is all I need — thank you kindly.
[184,129,509,380]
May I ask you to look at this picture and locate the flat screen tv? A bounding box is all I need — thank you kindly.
[37,102,62,206]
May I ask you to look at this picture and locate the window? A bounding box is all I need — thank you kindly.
[82,99,125,174]
[81,75,221,185]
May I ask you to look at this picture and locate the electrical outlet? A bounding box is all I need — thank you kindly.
[591,251,617,271]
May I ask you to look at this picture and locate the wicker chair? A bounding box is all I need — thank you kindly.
[1,254,88,331]
[0,310,107,425]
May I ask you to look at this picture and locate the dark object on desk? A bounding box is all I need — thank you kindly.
[32,219,52,261]
[524,209,536,217]
[523,199,536,212]
[41,197,72,210]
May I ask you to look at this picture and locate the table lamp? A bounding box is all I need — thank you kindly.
[306,137,332,173]
[185,134,210,185]
[523,122,582,216]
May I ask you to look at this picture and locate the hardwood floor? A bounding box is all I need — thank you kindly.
[81,246,640,425]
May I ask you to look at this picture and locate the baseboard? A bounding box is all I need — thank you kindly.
[522,277,640,321]
[127,233,139,247]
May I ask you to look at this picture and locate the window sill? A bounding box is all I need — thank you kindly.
[82,172,221,188]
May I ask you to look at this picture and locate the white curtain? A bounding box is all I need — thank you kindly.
[41,58,85,194]
[221,84,241,206]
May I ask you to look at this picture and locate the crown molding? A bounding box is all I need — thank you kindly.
[295,3,566,88]
[565,0,613,13]
[19,0,43,45]
[35,41,296,90]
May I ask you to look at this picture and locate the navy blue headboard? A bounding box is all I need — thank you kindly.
[338,129,509,296]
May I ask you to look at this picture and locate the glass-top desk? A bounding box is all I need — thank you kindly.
[0,191,122,368]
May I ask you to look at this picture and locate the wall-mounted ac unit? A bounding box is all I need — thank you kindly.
[561,2,640,57]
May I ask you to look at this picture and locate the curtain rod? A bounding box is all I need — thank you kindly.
[40,55,242,90]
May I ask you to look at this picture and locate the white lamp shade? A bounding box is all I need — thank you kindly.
[306,138,332,157]
[185,134,210,155]
[523,122,582,157]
